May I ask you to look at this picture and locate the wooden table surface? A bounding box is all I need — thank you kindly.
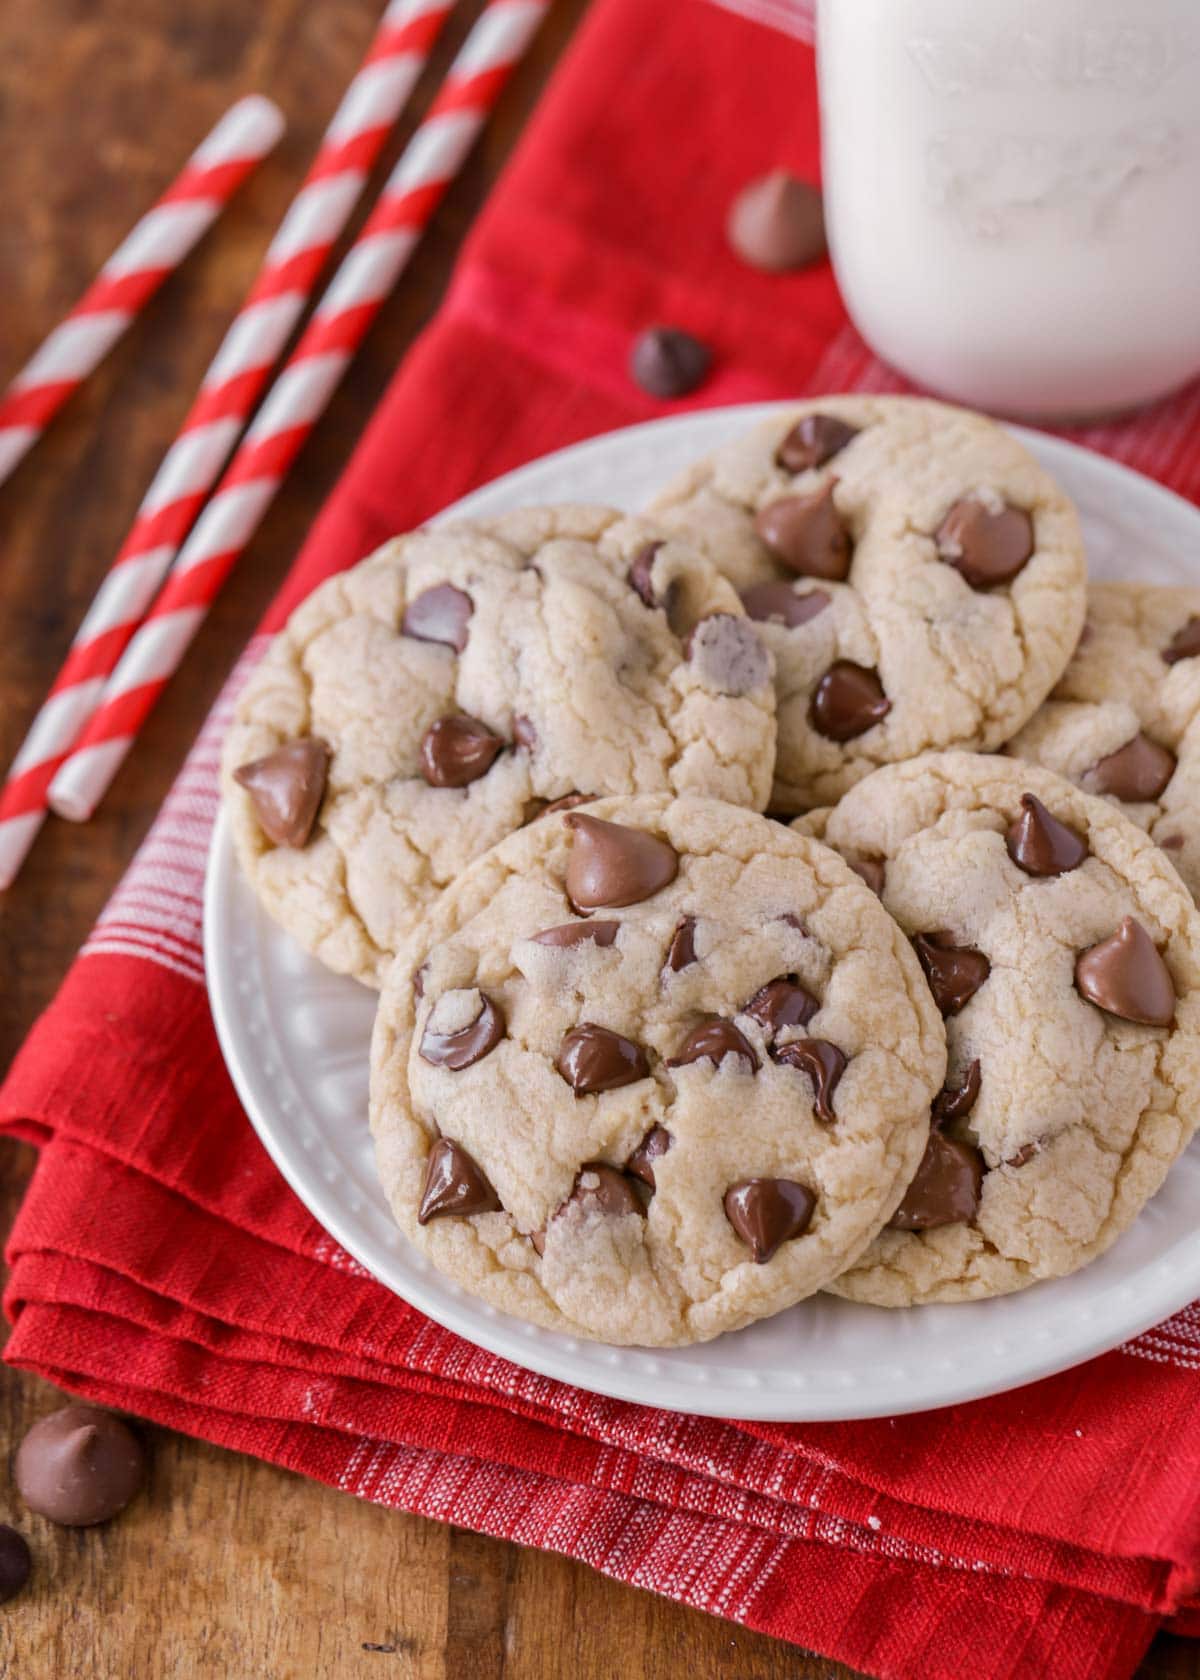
[0,3,1196,1677]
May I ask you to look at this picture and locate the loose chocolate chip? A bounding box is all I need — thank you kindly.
[556,1023,651,1094]
[1164,616,1200,664]
[776,412,859,473]
[531,920,620,949]
[564,812,679,910]
[1085,733,1175,803]
[420,994,506,1070]
[1005,1140,1041,1168]
[418,1138,501,1223]
[628,541,664,608]
[419,714,504,788]
[888,1133,984,1231]
[741,581,831,630]
[512,714,538,752]
[850,857,885,895]
[0,1526,31,1603]
[754,482,851,580]
[774,1037,846,1123]
[913,933,990,1016]
[234,737,331,848]
[810,661,890,741]
[15,1406,145,1527]
[935,498,1034,589]
[627,1125,672,1190]
[664,917,698,973]
[726,170,825,271]
[539,792,594,818]
[931,1059,981,1126]
[685,613,770,695]
[742,976,818,1041]
[630,327,711,399]
[724,1177,816,1263]
[1006,793,1088,877]
[668,1017,758,1072]
[401,582,473,652]
[1075,916,1175,1026]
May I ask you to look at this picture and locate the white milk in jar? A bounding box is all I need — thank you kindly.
[817,0,1200,418]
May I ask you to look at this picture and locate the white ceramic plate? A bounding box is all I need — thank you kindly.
[205,403,1200,1420]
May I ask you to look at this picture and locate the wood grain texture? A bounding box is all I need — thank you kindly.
[0,2,1193,1676]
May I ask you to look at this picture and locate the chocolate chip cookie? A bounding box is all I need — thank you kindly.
[1008,582,1200,903]
[648,396,1086,812]
[369,793,946,1345]
[223,507,776,986]
[799,752,1200,1305]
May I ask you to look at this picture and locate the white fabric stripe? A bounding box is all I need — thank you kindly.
[244,353,349,441]
[450,1,545,78]
[385,108,481,198]
[314,230,418,317]
[702,0,814,42]
[186,94,286,170]
[265,173,367,265]
[80,938,205,985]
[12,312,130,388]
[324,54,426,144]
[8,680,107,775]
[136,417,245,516]
[171,479,278,571]
[201,294,306,390]
[100,200,221,278]
[94,917,204,963]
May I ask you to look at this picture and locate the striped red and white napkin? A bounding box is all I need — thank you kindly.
[6,3,1200,1676]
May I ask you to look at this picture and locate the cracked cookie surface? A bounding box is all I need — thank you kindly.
[1008,581,1200,904]
[369,793,945,1345]
[648,395,1086,812]
[222,507,776,986]
[799,752,1200,1305]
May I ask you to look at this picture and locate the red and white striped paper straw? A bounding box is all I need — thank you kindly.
[0,0,453,890]
[48,0,551,827]
[0,95,284,491]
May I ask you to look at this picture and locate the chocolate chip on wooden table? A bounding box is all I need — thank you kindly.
[775,412,859,473]
[531,920,620,949]
[887,1132,985,1231]
[913,932,990,1016]
[1006,792,1088,876]
[628,541,664,608]
[1163,616,1200,664]
[663,917,698,973]
[418,1138,501,1223]
[564,812,678,910]
[810,660,890,741]
[931,1059,981,1125]
[724,1178,816,1263]
[0,1526,30,1603]
[15,1405,146,1527]
[741,581,831,629]
[420,993,506,1070]
[727,170,826,271]
[668,1017,758,1072]
[685,613,770,695]
[1075,916,1175,1026]
[234,737,330,848]
[774,1037,846,1123]
[629,326,711,398]
[1084,733,1176,803]
[419,714,504,788]
[935,497,1034,589]
[626,1125,672,1189]
[742,976,818,1041]
[754,482,851,580]
[401,582,473,651]
[556,1023,651,1094]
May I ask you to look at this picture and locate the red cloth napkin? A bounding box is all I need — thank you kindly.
[7,2,1200,1676]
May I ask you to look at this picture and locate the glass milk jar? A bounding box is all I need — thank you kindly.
[817,0,1200,419]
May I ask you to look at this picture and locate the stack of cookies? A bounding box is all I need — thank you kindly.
[222,396,1200,1347]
